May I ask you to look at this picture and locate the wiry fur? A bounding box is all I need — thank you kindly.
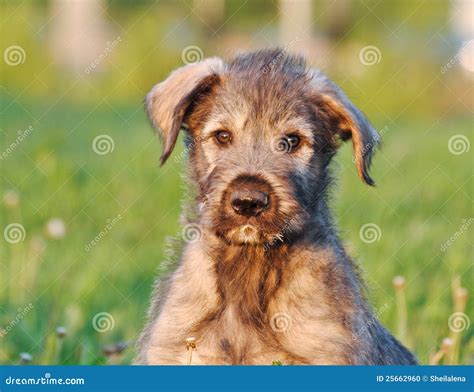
[136,49,417,365]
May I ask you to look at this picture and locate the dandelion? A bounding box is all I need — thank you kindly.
[393,276,408,345]
[3,190,20,208]
[430,337,453,365]
[19,352,32,364]
[102,341,128,365]
[186,337,197,365]
[447,278,469,365]
[56,326,67,339]
[45,218,66,239]
[54,326,67,364]
[392,276,405,290]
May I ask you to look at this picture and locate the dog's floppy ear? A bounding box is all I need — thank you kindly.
[309,70,380,186]
[146,57,225,165]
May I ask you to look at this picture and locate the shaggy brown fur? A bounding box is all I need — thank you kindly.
[136,49,417,365]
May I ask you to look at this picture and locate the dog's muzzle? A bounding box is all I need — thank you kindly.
[227,176,271,218]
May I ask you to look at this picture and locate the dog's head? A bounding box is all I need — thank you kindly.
[146,49,380,246]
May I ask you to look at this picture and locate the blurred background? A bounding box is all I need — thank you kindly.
[0,0,472,365]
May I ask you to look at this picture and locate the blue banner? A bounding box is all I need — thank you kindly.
[0,366,471,392]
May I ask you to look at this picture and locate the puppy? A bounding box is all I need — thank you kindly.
[136,49,417,365]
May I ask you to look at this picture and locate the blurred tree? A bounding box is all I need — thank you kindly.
[451,0,474,75]
[193,0,225,35]
[325,0,351,40]
[279,0,312,55]
[49,0,109,73]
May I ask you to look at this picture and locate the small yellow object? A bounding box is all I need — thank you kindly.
[186,337,197,350]
[392,276,405,290]
[441,337,453,351]
[186,337,196,365]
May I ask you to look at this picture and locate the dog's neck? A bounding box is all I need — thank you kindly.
[210,243,289,327]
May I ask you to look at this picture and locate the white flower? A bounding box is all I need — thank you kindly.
[46,218,66,239]
[3,190,20,208]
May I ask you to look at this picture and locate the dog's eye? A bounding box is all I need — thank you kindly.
[277,134,301,153]
[214,130,232,145]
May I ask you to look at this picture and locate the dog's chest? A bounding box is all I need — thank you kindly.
[190,300,352,365]
[144,245,355,364]
[185,247,354,364]
[192,305,291,365]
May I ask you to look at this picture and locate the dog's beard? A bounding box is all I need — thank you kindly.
[212,209,306,247]
[225,224,263,245]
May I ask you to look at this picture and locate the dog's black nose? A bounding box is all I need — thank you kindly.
[230,189,269,217]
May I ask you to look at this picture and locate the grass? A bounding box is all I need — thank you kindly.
[0,97,472,365]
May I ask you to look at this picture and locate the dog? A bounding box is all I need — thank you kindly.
[135,49,417,365]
